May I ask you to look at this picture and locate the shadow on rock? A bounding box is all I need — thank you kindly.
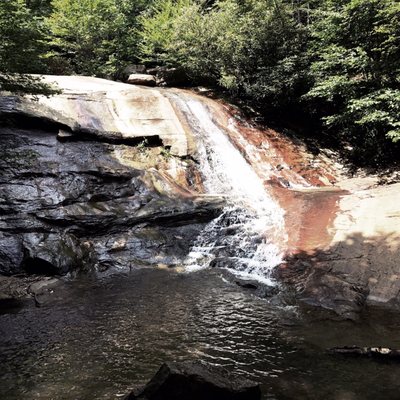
[276,232,400,319]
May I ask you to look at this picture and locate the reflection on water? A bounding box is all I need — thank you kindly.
[1,268,400,399]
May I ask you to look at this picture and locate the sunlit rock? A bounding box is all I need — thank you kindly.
[126,73,156,87]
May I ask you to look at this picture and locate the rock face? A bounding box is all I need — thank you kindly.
[0,76,223,289]
[276,179,400,318]
[1,75,191,157]
[125,361,261,400]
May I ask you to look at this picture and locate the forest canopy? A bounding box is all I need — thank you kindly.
[0,0,399,166]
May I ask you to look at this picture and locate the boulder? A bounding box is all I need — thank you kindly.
[28,278,60,296]
[127,74,156,87]
[28,277,62,307]
[215,268,279,298]
[297,269,369,320]
[125,361,261,400]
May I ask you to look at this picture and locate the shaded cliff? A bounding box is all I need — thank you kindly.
[0,76,224,300]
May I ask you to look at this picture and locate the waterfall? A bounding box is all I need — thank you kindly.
[171,95,286,285]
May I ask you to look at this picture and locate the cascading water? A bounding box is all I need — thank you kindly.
[170,94,286,285]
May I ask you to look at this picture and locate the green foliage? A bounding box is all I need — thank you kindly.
[46,0,148,77]
[349,90,400,142]
[0,0,52,94]
[139,0,309,106]
[0,73,56,95]
[304,0,400,162]
[137,0,399,165]
[233,1,309,105]
[25,0,52,16]
[47,0,119,76]
[0,0,45,74]
[138,0,193,66]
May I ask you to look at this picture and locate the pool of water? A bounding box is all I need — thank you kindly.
[1,268,400,399]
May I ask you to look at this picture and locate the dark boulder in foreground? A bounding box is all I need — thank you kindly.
[125,361,261,400]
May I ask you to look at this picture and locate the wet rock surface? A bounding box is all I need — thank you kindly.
[0,125,221,278]
[0,274,62,306]
[125,361,261,400]
[277,259,369,320]
[0,77,224,290]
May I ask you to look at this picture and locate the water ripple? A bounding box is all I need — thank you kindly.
[2,269,400,400]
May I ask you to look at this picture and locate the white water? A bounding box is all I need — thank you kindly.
[172,96,285,285]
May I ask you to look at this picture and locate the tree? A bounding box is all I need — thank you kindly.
[305,0,400,162]
[138,0,193,67]
[0,0,51,94]
[46,0,150,77]
[25,0,52,16]
[139,0,309,106]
